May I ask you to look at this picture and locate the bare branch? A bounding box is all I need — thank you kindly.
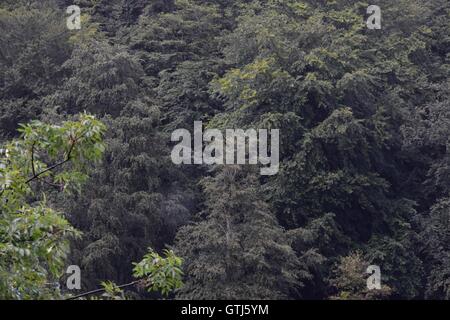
[65,280,142,300]
[25,139,76,184]
[31,142,36,177]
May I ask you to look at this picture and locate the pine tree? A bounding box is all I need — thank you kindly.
[47,38,194,289]
[175,166,303,299]
[0,2,72,139]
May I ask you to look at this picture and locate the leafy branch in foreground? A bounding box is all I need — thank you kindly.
[133,248,183,296]
[67,248,183,300]
[0,113,106,299]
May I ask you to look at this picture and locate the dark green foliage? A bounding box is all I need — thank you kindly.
[0,3,72,138]
[0,114,106,299]
[50,38,194,289]
[420,198,450,299]
[1,0,449,300]
[50,39,144,117]
[175,166,302,299]
[205,0,448,299]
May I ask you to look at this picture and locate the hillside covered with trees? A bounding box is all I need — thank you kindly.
[0,0,449,300]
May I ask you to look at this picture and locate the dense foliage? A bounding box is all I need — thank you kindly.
[0,0,448,299]
[0,113,106,299]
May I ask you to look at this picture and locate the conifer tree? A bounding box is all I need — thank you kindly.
[175,166,302,299]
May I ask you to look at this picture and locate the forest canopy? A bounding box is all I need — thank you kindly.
[0,0,449,300]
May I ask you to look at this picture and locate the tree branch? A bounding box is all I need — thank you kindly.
[25,139,76,185]
[31,142,36,177]
[65,280,141,300]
